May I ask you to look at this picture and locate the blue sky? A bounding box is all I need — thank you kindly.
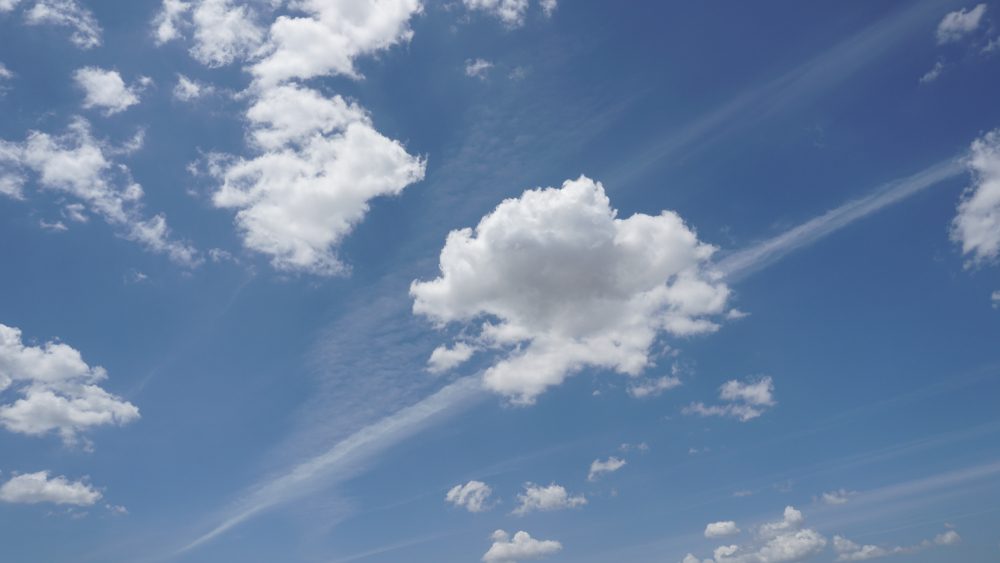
[1,1,1000,562]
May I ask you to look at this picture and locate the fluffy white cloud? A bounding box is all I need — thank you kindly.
[250,0,422,85]
[684,376,776,422]
[919,61,945,84]
[428,342,475,373]
[152,0,190,44]
[22,0,101,48]
[172,74,212,101]
[465,58,493,79]
[0,0,23,12]
[210,84,425,274]
[820,489,856,505]
[446,480,493,513]
[0,62,12,81]
[73,67,146,115]
[483,530,562,563]
[0,471,101,505]
[190,0,263,67]
[705,521,740,538]
[627,375,681,399]
[0,118,199,265]
[936,4,987,44]
[588,456,625,481]
[832,528,961,561]
[698,506,827,563]
[513,483,586,515]
[0,323,139,447]
[411,176,729,404]
[952,129,1000,265]
[463,0,529,26]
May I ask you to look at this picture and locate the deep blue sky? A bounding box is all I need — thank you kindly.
[1,1,999,562]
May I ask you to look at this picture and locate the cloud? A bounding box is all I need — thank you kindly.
[918,60,945,84]
[820,489,856,505]
[23,0,101,49]
[540,0,556,17]
[588,456,625,481]
[73,67,146,115]
[0,323,139,447]
[684,376,776,422]
[411,176,729,404]
[152,0,190,44]
[209,84,426,275]
[705,521,740,538]
[463,0,529,27]
[512,483,586,515]
[249,0,422,86]
[688,506,826,563]
[446,480,494,513]
[0,471,101,505]
[482,529,562,563]
[190,0,264,67]
[465,58,494,80]
[992,290,1000,308]
[936,4,987,44]
[951,129,1000,265]
[627,375,681,399]
[0,118,199,265]
[172,74,213,101]
[832,527,961,561]
[428,342,475,374]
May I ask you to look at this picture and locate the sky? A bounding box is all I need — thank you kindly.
[1,1,1000,562]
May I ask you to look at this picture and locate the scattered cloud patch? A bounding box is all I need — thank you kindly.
[73,67,147,115]
[446,480,494,513]
[23,0,101,49]
[705,521,740,538]
[952,129,1000,265]
[465,58,494,80]
[513,483,586,515]
[820,489,856,505]
[412,176,729,404]
[540,0,556,17]
[0,471,101,505]
[0,323,139,447]
[992,290,1000,308]
[0,118,199,265]
[936,4,987,44]
[833,527,961,561]
[687,506,826,563]
[152,0,190,44]
[173,74,213,101]
[588,456,625,481]
[428,342,475,373]
[919,61,945,84]
[463,0,529,27]
[482,529,562,563]
[190,0,264,67]
[627,375,681,399]
[684,376,776,422]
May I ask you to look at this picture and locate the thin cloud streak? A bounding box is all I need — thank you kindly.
[178,377,486,554]
[716,158,964,281]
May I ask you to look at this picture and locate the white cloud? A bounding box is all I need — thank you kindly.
[73,67,145,115]
[463,0,529,27]
[705,521,740,538]
[684,376,776,422]
[482,529,562,563]
[0,471,101,505]
[173,74,212,101]
[0,118,199,265]
[190,0,264,67]
[210,84,425,275]
[249,0,422,86]
[0,0,23,12]
[0,62,12,92]
[465,58,494,80]
[936,4,987,44]
[446,480,493,513]
[820,489,856,505]
[832,527,961,561]
[627,375,681,399]
[952,129,1000,265]
[513,483,586,515]
[992,290,1000,308]
[428,342,475,373]
[540,0,556,17]
[688,506,826,563]
[411,176,729,404]
[588,456,625,481]
[22,0,101,48]
[152,0,190,44]
[0,323,139,446]
[918,61,945,84]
